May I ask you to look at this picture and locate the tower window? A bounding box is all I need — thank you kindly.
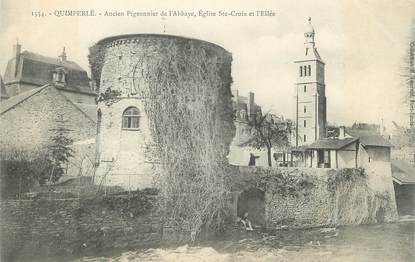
[300,66,303,77]
[304,85,307,93]
[304,106,307,113]
[304,134,307,142]
[304,120,307,127]
[308,65,311,76]
[122,107,140,129]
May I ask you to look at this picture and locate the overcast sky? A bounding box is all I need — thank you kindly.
[1,0,414,129]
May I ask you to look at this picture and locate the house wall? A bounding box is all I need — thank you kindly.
[364,146,391,163]
[358,145,397,211]
[337,142,358,168]
[0,86,96,176]
[59,90,96,104]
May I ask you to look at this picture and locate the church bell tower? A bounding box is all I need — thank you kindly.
[294,18,327,146]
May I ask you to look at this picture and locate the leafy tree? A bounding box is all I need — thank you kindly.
[0,119,74,197]
[43,119,74,184]
[243,113,291,167]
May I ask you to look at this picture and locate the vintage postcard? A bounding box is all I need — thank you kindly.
[0,0,414,261]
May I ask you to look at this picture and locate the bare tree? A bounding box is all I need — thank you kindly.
[243,113,291,167]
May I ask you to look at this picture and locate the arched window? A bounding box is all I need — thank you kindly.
[122,107,140,129]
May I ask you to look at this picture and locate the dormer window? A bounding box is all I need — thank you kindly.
[52,67,67,86]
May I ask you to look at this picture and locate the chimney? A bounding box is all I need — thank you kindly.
[13,39,21,77]
[247,92,254,117]
[59,47,67,62]
[339,126,346,139]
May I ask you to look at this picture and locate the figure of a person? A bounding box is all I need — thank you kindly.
[240,212,253,231]
[248,153,260,166]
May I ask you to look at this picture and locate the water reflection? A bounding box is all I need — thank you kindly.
[76,221,414,262]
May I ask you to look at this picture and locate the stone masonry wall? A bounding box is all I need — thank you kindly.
[229,166,397,229]
[92,34,234,192]
[0,195,161,261]
[0,85,96,154]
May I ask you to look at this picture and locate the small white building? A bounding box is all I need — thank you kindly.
[304,127,393,169]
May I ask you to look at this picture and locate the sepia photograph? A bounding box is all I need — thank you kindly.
[0,0,414,261]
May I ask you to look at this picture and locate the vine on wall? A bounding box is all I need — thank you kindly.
[326,168,393,225]
[90,36,235,241]
[257,169,316,198]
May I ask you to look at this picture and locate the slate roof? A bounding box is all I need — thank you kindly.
[0,84,96,123]
[0,85,47,114]
[303,47,322,61]
[4,51,95,95]
[306,137,358,150]
[391,159,415,184]
[346,129,393,147]
[294,45,323,63]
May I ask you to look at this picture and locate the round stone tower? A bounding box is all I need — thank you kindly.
[90,34,234,190]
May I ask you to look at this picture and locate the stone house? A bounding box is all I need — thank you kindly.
[305,137,359,168]
[230,89,262,146]
[0,84,97,177]
[3,42,96,104]
[1,43,98,179]
[228,90,265,166]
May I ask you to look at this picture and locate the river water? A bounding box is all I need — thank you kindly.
[76,221,414,262]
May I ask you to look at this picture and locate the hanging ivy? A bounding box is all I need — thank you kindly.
[327,167,367,193]
[95,87,122,106]
[89,36,235,240]
[257,170,316,198]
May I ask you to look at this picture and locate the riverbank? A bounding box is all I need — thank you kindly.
[71,221,414,262]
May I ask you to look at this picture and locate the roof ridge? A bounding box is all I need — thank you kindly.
[20,50,85,70]
[0,84,50,114]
